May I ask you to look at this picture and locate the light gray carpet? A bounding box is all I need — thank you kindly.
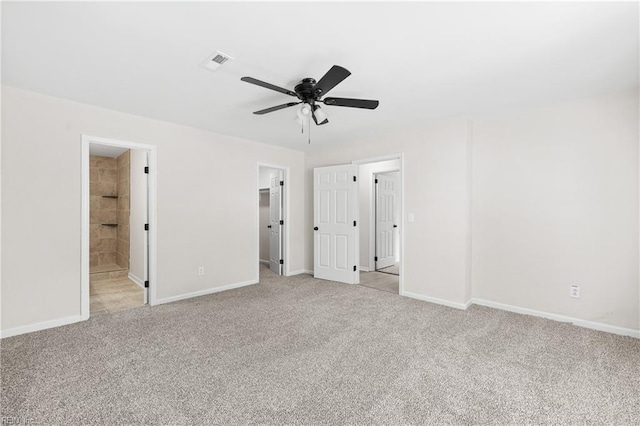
[377,263,399,276]
[2,265,639,425]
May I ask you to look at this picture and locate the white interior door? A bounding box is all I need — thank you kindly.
[375,173,399,270]
[269,171,283,275]
[314,164,359,284]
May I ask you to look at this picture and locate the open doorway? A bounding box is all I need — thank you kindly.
[81,135,157,320]
[354,156,402,294]
[257,164,289,277]
[310,155,403,292]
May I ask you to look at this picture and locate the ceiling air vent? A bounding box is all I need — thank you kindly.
[200,51,234,72]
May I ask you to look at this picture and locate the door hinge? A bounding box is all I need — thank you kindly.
[279,220,284,225]
[375,256,378,261]
[279,259,284,265]
[353,220,357,227]
[280,180,284,186]
[144,280,149,288]
[375,178,378,184]
[144,166,149,174]
[144,224,149,231]
[353,176,357,182]
[353,265,357,272]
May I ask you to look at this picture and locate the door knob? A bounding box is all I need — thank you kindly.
[267,225,272,228]
[314,227,319,231]
[393,224,398,228]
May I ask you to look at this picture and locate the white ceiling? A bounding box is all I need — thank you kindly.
[3,2,638,151]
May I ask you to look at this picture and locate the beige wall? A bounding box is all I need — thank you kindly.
[116,150,130,269]
[305,119,472,305]
[472,89,639,330]
[2,84,638,335]
[305,89,639,332]
[89,155,118,267]
[1,86,306,332]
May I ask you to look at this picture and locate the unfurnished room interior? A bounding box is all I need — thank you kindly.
[1,1,639,424]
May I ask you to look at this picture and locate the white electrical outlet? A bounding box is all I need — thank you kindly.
[570,285,580,298]
[198,266,204,276]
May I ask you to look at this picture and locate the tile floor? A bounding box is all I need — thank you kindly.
[90,276,144,315]
[359,271,399,294]
[89,263,125,274]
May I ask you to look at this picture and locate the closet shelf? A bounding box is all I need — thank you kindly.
[101,195,119,199]
[101,223,118,227]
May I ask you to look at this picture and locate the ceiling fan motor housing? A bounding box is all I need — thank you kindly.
[294,78,318,103]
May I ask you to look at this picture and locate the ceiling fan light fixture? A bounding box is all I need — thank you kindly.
[313,105,328,123]
[300,103,311,116]
[296,103,312,123]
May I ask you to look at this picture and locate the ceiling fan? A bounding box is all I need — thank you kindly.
[240,65,379,126]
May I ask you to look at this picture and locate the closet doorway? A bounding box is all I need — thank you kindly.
[257,164,289,278]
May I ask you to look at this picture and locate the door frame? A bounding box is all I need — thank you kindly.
[352,153,405,295]
[81,134,158,320]
[256,163,290,278]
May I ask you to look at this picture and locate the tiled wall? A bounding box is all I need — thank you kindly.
[89,155,118,267]
[116,150,130,268]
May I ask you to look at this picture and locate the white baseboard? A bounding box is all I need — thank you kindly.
[288,269,313,276]
[128,272,145,288]
[154,279,258,305]
[359,266,371,272]
[402,291,470,310]
[471,298,640,339]
[1,315,84,339]
[259,259,270,266]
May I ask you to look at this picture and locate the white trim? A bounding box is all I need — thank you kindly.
[359,266,371,272]
[288,269,313,276]
[352,154,403,165]
[403,291,470,310]
[351,153,405,296]
[81,134,159,320]
[128,272,145,289]
[256,163,290,280]
[155,279,258,305]
[81,138,90,320]
[1,315,83,339]
[471,298,640,339]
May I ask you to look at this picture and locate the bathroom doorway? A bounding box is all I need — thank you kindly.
[81,135,157,319]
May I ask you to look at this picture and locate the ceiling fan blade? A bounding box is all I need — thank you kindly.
[241,77,297,97]
[322,97,379,110]
[253,102,300,115]
[313,65,351,97]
